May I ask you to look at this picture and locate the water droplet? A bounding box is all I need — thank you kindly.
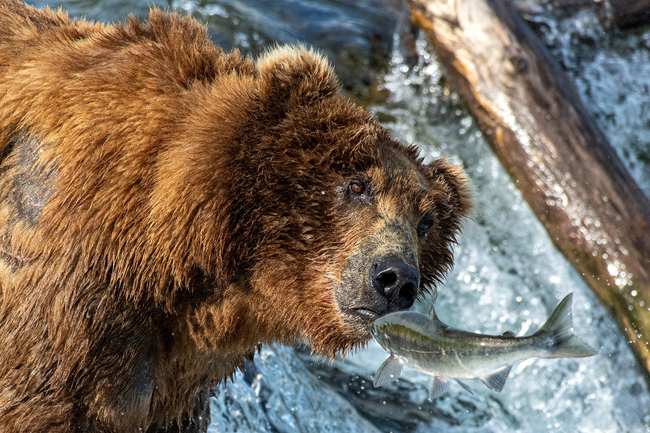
[607,263,618,276]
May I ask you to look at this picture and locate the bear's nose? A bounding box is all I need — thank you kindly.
[370,257,419,307]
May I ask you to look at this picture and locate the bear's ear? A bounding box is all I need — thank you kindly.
[256,45,340,116]
[428,158,474,217]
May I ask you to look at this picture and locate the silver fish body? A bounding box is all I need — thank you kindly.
[369,293,597,400]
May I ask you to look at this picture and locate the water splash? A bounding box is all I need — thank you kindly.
[530,7,650,199]
[209,346,380,433]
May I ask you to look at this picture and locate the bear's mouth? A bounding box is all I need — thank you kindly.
[349,307,381,321]
[338,306,383,339]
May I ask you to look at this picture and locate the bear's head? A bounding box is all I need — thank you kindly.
[181,46,472,358]
[246,47,471,355]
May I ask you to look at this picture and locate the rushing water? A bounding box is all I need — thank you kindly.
[23,0,650,431]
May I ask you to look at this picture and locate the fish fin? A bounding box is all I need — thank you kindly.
[428,376,451,400]
[429,308,449,330]
[373,355,403,387]
[427,299,450,330]
[427,290,439,317]
[535,293,598,358]
[454,379,474,395]
[480,365,512,392]
[501,331,516,337]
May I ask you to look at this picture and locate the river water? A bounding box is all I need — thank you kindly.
[24,0,650,431]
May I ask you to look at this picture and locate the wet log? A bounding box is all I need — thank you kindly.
[406,0,650,383]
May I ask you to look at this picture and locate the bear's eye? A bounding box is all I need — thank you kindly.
[417,215,434,237]
[348,180,365,196]
[345,179,372,204]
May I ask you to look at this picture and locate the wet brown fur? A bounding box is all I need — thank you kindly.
[0,1,472,432]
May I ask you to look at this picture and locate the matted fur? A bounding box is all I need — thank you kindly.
[0,1,472,432]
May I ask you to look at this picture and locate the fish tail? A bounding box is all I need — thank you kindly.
[534,293,598,358]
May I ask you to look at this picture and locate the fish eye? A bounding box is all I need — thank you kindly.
[417,215,434,237]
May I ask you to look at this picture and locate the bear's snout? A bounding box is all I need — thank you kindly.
[369,257,419,310]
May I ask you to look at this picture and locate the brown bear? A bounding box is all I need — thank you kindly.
[0,1,472,432]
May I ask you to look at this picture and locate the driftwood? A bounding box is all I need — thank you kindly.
[406,0,650,383]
